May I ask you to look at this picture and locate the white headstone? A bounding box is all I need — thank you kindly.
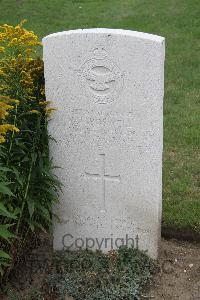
[43,29,165,259]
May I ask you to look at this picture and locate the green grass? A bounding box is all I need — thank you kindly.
[0,0,199,232]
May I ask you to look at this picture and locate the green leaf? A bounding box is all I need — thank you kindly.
[40,207,51,222]
[14,207,21,216]
[0,225,15,242]
[0,202,17,219]
[0,250,11,260]
[12,167,23,186]
[27,221,35,232]
[27,197,35,218]
[0,182,14,196]
[31,152,37,164]
[0,261,10,267]
[0,166,11,172]
[0,265,4,277]
[32,221,47,233]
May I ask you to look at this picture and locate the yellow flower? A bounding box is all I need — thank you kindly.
[39,100,51,106]
[29,109,40,114]
[0,102,14,119]
[19,19,27,26]
[0,124,19,134]
[0,33,6,42]
[25,48,33,55]
[13,100,20,105]
[0,124,19,143]
[0,20,52,138]
[45,107,56,117]
[13,126,20,132]
[0,24,14,36]
[2,124,19,133]
[40,88,45,96]
[0,95,19,105]
[28,96,36,100]
[0,135,5,143]
[8,38,18,47]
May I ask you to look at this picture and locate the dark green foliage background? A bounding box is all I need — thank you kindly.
[0,54,61,282]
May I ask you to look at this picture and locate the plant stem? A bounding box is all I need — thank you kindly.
[7,103,18,165]
[15,159,33,235]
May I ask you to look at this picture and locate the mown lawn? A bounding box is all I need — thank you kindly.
[1,0,199,232]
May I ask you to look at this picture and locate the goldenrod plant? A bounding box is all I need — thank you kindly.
[0,21,61,284]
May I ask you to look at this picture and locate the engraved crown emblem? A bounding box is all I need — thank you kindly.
[93,47,108,59]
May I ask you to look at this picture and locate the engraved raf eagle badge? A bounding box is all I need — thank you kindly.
[78,47,124,104]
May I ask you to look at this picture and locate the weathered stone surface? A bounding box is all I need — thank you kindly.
[43,29,165,259]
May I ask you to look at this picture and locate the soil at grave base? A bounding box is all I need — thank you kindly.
[144,239,200,300]
[1,236,200,300]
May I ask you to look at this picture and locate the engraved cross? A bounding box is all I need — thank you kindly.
[85,154,120,212]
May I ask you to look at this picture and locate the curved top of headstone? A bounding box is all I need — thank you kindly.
[43,28,164,44]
